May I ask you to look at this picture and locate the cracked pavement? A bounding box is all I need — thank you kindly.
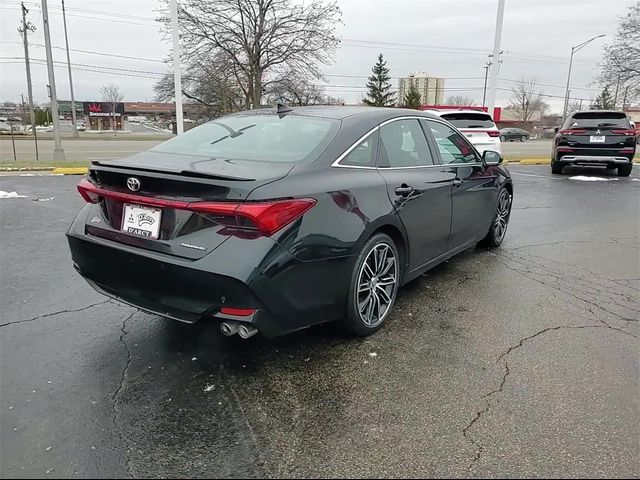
[1,165,639,478]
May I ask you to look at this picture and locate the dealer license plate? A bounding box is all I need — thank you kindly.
[122,204,162,239]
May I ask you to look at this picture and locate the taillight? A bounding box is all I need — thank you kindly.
[486,131,501,137]
[610,129,635,135]
[77,179,100,203]
[560,129,587,135]
[190,199,316,235]
[76,178,315,236]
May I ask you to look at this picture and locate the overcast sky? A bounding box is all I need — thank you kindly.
[0,0,634,113]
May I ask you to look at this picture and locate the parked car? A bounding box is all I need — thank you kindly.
[67,106,513,338]
[429,109,502,154]
[499,128,530,142]
[551,110,636,176]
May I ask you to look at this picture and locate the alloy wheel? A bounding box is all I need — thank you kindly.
[356,243,398,327]
[494,190,511,243]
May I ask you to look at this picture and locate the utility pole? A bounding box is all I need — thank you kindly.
[20,2,39,160]
[61,0,78,138]
[486,0,505,116]
[482,55,493,108]
[42,0,65,160]
[170,0,184,135]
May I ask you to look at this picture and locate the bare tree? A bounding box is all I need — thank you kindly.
[99,84,124,132]
[506,78,548,127]
[446,95,476,106]
[597,2,639,106]
[162,0,341,109]
[155,51,247,118]
[267,73,326,106]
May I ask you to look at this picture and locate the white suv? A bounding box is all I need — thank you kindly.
[429,109,502,154]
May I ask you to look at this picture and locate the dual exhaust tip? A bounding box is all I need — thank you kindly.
[220,321,258,339]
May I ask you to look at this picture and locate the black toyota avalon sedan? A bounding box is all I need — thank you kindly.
[67,106,512,338]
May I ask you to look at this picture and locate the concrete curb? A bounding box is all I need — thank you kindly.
[51,167,88,175]
[518,158,551,165]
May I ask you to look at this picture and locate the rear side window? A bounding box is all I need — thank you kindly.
[339,131,378,167]
[151,115,339,164]
[378,119,435,168]
[567,112,629,129]
[441,113,496,129]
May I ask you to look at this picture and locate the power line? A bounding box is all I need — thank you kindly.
[0,41,166,63]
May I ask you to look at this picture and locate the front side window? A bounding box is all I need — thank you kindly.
[339,130,378,167]
[378,119,434,168]
[151,114,339,165]
[424,120,478,164]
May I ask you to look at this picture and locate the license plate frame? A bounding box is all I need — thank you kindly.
[121,203,162,239]
[590,135,606,143]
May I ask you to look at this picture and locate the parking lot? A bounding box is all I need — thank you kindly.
[1,165,638,478]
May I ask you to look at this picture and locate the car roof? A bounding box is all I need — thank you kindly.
[428,109,494,118]
[230,105,442,121]
[571,110,627,116]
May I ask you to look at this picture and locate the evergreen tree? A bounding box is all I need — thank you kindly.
[363,54,396,107]
[591,86,615,110]
[403,83,422,109]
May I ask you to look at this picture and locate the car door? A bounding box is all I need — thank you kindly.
[376,117,455,271]
[422,119,498,248]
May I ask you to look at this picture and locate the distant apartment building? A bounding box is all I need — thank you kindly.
[398,72,445,105]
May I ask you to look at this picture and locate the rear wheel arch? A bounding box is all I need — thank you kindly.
[354,219,409,276]
[374,224,407,275]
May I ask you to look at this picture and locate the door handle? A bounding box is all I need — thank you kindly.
[394,185,414,197]
[453,178,464,187]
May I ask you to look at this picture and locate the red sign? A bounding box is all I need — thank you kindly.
[88,103,103,113]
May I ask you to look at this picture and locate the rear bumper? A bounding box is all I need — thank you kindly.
[473,142,502,155]
[67,214,354,337]
[558,155,633,165]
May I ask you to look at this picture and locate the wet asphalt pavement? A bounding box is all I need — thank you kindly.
[1,165,638,478]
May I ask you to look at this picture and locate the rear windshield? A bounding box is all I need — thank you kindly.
[151,114,339,163]
[568,112,629,129]
[441,113,496,129]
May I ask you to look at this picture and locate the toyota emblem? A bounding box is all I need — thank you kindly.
[127,177,141,192]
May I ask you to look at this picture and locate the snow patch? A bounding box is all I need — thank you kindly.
[568,176,618,182]
[0,190,27,199]
[632,178,640,182]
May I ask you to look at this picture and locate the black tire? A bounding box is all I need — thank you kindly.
[478,188,512,248]
[551,158,563,174]
[345,233,400,336]
[617,163,633,177]
[520,136,527,142]
[500,135,506,142]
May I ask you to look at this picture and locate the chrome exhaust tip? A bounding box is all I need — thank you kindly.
[237,324,258,339]
[220,322,238,336]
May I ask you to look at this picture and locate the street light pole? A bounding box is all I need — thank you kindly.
[41,0,65,160]
[486,0,505,115]
[562,34,605,119]
[170,0,184,135]
[61,0,79,138]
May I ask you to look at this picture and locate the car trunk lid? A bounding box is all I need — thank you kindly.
[83,151,294,259]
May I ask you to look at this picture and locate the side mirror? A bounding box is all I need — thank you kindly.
[554,126,560,133]
[482,150,503,166]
